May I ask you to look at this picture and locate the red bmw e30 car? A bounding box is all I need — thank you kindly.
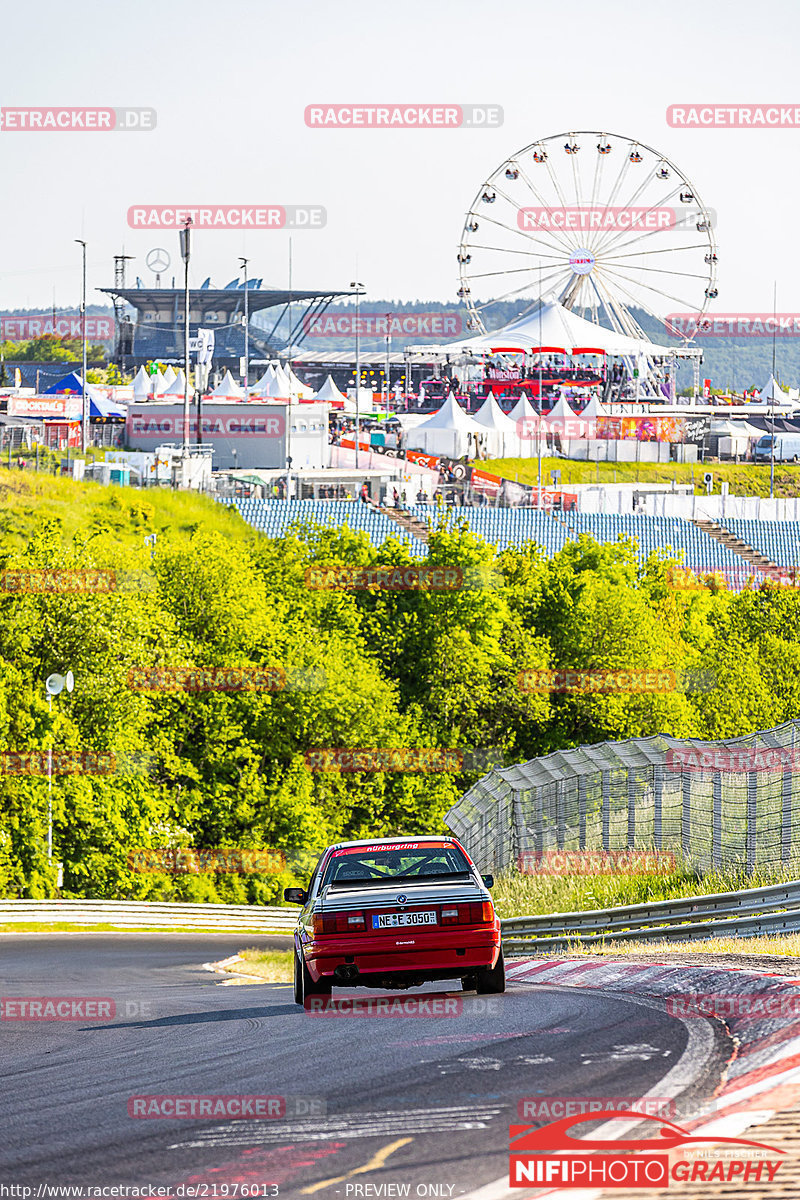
[284,835,504,1005]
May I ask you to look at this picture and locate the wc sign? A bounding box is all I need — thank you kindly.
[189,329,215,364]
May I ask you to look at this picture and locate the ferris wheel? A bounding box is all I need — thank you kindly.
[457,131,718,346]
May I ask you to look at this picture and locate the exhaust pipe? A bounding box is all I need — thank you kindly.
[334,965,359,982]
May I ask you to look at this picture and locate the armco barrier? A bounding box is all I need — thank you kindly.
[0,899,297,931]
[501,876,800,952]
[4,880,798,945]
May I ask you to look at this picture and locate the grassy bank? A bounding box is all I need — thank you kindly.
[0,469,251,555]
[490,864,794,921]
[484,457,800,498]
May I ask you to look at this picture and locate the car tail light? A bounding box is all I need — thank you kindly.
[317,910,366,934]
[440,902,495,925]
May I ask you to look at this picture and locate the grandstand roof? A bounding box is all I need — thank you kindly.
[100,287,353,313]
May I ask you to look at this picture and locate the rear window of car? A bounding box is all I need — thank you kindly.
[322,844,472,887]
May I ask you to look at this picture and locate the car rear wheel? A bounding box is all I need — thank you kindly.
[293,950,304,1005]
[475,948,506,994]
[295,949,332,1006]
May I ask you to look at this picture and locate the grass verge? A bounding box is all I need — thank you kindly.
[235,948,294,981]
[490,863,794,921]
[483,456,800,498]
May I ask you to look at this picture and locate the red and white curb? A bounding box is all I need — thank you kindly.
[462,957,800,1200]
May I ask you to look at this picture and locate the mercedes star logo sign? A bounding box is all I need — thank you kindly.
[146,247,170,273]
[396,894,407,904]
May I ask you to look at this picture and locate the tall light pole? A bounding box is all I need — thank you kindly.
[239,257,249,400]
[180,219,192,455]
[350,281,364,467]
[45,670,74,871]
[75,241,87,453]
[385,311,392,414]
[770,280,777,499]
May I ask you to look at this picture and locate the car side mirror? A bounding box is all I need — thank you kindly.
[283,887,307,904]
[482,874,494,889]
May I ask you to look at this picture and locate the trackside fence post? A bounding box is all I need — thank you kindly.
[782,768,793,863]
[747,772,758,874]
[712,772,722,870]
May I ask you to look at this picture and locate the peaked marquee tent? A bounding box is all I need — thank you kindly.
[406,393,486,459]
[212,370,245,399]
[473,394,520,458]
[409,296,677,359]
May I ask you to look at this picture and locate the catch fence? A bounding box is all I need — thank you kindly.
[446,719,800,875]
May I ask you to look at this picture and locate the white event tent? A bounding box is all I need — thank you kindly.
[132,366,151,400]
[212,371,244,399]
[161,365,177,388]
[316,374,356,411]
[507,394,544,452]
[286,366,315,399]
[545,393,589,437]
[252,366,277,395]
[409,296,676,359]
[473,394,520,458]
[406,393,486,459]
[163,369,187,397]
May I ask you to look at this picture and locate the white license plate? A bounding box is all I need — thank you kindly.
[372,910,437,929]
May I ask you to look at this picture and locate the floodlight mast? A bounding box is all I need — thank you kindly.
[180,220,192,455]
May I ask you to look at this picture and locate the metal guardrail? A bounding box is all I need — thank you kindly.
[500,877,800,952]
[6,883,798,948]
[0,899,297,932]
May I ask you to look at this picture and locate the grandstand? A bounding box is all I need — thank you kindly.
[409,505,570,557]
[223,498,779,588]
[559,513,764,588]
[220,498,428,556]
[718,518,800,574]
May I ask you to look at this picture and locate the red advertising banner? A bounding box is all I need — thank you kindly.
[406,450,440,471]
[470,468,504,496]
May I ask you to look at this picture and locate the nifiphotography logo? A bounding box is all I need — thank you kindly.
[508,1111,783,1188]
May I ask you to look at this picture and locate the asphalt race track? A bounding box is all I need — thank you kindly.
[0,936,732,1198]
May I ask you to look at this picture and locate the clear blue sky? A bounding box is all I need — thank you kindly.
[0,0,796,319]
